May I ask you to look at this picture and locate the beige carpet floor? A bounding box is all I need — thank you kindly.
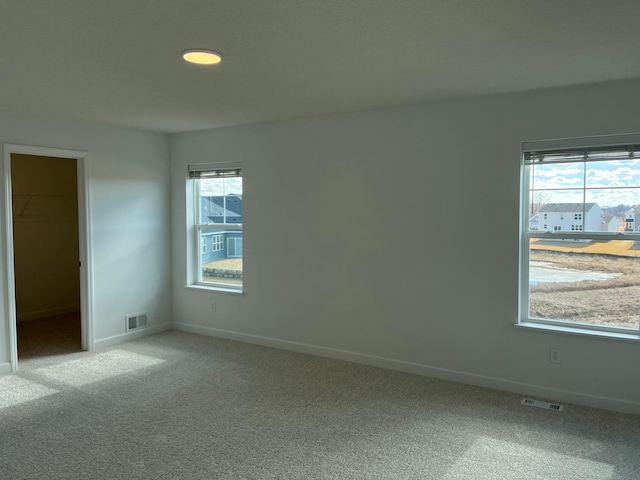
[1,329,639,479]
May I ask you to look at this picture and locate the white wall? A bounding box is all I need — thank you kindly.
[171,79,640,414]
[0,113,171,369]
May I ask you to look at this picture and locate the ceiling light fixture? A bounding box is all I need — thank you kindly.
[182,49,222,65]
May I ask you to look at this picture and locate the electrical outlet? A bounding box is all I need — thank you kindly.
[550,348,561,364]
[211,302,216,312]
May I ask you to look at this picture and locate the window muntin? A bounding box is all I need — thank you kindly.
[521,141,640,334]
[190,165,243,290]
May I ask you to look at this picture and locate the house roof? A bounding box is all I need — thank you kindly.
[625,205,640,215]
[538,203,596,213]
[0,2,639,133]
[203,195,242,221]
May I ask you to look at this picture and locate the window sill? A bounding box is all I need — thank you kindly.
[515,322,640,342]
[185,284,244,295]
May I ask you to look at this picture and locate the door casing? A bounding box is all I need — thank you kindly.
[3,144,93,371]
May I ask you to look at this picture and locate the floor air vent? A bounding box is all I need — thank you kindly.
[522,398,563,411]
[125,313,148,332]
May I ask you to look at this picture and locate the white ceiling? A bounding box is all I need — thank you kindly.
[0,0,639,133]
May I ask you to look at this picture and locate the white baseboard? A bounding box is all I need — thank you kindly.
[94,323,171,349]
[0,362,11,375]
[17,305,80,323]
[172,322,640,416]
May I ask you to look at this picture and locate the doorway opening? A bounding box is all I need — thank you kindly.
[4,145,93,371]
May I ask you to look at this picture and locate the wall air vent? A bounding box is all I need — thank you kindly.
[125,312,148,332]
[522,398,564,411]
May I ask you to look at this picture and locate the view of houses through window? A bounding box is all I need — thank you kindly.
[192,167,242,289]
[523,143,640,332]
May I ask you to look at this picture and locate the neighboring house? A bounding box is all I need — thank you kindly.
[201,194,242,224]
[624,205,640,232]
[201,195,243,263]
[602,214,619,232]
[529,202,617,233]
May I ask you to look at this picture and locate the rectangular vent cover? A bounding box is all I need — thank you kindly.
[125,312,148,332]
[522,398,563,411]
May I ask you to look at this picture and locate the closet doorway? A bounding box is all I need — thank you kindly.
[4,145,93,371]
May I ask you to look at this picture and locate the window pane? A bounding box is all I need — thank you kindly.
[528,238,640,330]
[199,228,243,286]
[527,188,583,233]
[582,188,640,233]
[527,162,640,234]
[198,176,243,225]
[196,175,243,288]
[531,162,585,190]
[585,159,640,189]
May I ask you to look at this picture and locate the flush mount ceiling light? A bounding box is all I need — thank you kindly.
[182,49,222,65]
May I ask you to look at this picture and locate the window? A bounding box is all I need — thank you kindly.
[212,234,224,252]
[521,137,640,336]
[189,164,243,291]
[227,237,242,257]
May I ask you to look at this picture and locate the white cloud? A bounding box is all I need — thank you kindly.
[531,161,640,206]
[200,177,243,196]
[586,167,640,188]
[533,165,582,178]
[606,159,640,166]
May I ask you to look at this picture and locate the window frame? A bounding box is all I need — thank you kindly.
[519,135,640,338]
[188,162,243,293]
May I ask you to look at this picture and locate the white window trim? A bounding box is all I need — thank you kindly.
[519,134,640,339]
[188,162,243,293]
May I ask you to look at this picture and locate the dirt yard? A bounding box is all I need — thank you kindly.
[201,258,243,285]
[529,247,640,329]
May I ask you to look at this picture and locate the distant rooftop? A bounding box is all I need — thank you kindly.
[538,203,596,213]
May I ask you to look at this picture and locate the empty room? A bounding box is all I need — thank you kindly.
[0,1,639,478]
